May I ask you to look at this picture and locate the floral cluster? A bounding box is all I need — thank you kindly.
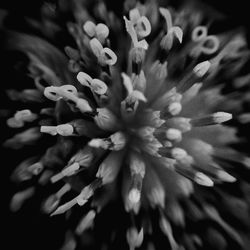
[3,0,250,249]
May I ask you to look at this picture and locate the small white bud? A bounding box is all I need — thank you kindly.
[213,112,232,124]
[166,128,182,141]
[194,172,214,187]
[56,124,74,136]
[193,61,211,77]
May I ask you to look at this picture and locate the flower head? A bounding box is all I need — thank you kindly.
[2,0,250,249]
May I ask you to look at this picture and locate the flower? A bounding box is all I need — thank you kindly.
[2,0,250,249]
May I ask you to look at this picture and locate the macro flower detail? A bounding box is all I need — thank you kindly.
[2,0,250,250]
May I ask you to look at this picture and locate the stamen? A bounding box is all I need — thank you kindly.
[190,139,214,155]
[160,27,183,51]
[44,86,62,101]
[44,85,78,103]
[51,163,80,183]
[3,127,41,149]
[212,112,233,123]
[129,8,141,23]
[40,126,57,136]
[159,7,183,47]
[132,70,146,92]
[167,117,192,132]
[148,186,165,208]
[75,98,93,113]
[131,47,146,73]
[191,26,219,56]
[151,60,168,80]
[126,228,144,250]
[91,79,107,95]
[127,7,151,39]
[41,124,74,136]
[50,198,78,216]
[190,112,232,126]
[216,169,236,182]
[28,162,43,176]
[7,110,37,128]
[121,73,147,115]
[167,102,182,115]
[122,73,134,94]
[101,47,118,66]
[43,194,60,214]
[124,16,149,49]
[43,184,71,213]
[137,126,156,140]
[10,187,35,212]
[7,117,23,128]
[135,16,152,38]
[59,85,78,101]
[192,26,208,41]
[76,179,102,206]
[160,34,173,51]
[77,72,108,95]
[130,153,146,177]
[193,61,211,77]
[130,90,147,102]
[171,26,183,43]
[83,21,109,43]
[159,216,179,250]
[89,132,126,151]
[15,110,37,122]
[56,124,74,136]
[68,147,93,167]
[150,111,165,128]
[151,87,179,109]
[194,172,214,187]
[90,38,117,66]
[89,38,103,58]
[159,7,172,31]
[56,183,71,198]
[238,113,250,124]
[163,141,172,147]
[77,72,93,87]
[96,151,124,184]
[88,138,110,149]
[182,83,203,103]
[121,97,137,115]
[166,128,182,142]
[171,147,187,160]
[126,153,146,211]
[83,21,96,37]
[95,23,109,42]
[128,188,141,204]
[110,132,127,151]
[76,210,96,235]
[143,137,163,157]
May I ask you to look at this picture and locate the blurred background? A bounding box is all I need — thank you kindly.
[0,0,250,249]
